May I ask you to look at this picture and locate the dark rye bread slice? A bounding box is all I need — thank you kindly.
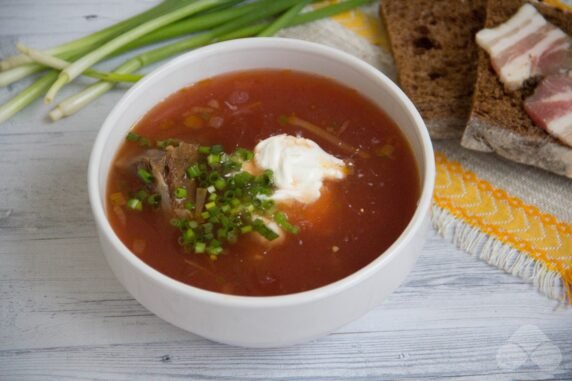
[462,0,572,178]
[380,0,486,139]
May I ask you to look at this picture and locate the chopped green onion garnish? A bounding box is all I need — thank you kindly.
[208,172,221,182]
[260,169,274,186]
[210,144,224,154]
[182,228,195,243]
[170,218,184,229]
[157,138,180,149]
[253,219,279,241]
[137,168,153,184]
[207,153,221,166]
[202,222,213,233]
[162,145,303,256]
[194,242,206,253]
[214,178,226,190]
[147,193,161,206]
[135,189,149,201]
[126,131,141,142]
[275,211,299,234]
[127,198,143,211]
[126,132,151,147]
[175,187,187,199]
[139,137,152,148]
[227,231,238,244]
[207,246,223,255]
[186,164,201,178]
[233,171,253,186]
[235,147,254,161]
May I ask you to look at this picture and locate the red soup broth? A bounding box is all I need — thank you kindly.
[107,69,420,296]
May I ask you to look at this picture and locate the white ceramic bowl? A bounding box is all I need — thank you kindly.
[89,38,435,348]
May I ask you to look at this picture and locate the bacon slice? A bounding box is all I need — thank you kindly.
[524,74,572,147]
[476,4,572,91]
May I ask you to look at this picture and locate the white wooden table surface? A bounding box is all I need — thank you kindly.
[1,1,571,380]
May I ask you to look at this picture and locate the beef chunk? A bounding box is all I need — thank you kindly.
[134,142,199,218]
[164,143,199,218]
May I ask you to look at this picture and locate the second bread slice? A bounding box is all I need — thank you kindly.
[462,0,572,178]
[380,0,486,139]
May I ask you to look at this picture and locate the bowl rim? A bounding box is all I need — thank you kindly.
[88,37,435,308]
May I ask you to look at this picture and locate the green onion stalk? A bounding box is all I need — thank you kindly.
[257,0,311,37]
[0,64,44,88]
[0,0,198,71]
[45,0,237,103]
[115,0,274,54]
[0,0,374,124]
[16,44,142,83]
[0,71,59,125]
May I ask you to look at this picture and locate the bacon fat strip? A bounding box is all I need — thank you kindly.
[525,74,572,147]
[476,4,572,91]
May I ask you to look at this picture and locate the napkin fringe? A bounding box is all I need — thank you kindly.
[432,205,568,303]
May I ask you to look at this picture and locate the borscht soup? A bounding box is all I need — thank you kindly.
[107,69,420,296]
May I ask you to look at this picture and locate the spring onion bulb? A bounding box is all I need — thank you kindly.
[0,55,33,72]
[16,44,65,72]
[49,60,140,121]
[17,43,142,83]
[0,71,58,125]
[0,64,44,88]
[44,0,233,104]
[0,48,83,88]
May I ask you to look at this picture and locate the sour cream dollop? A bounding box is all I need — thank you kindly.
[253,134,346,204]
